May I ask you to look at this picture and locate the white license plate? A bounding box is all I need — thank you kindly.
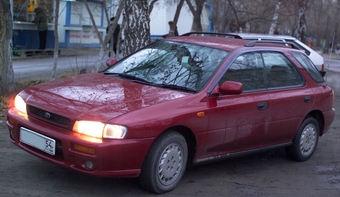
[20,127,56,155]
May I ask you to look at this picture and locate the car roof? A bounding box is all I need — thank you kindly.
[225,33,298,41]
[165,35,249,51]
[164,33,301,52]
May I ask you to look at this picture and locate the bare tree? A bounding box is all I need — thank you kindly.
[168,0,185,37]
[83,0,103,44]
[104,1,124,59]
[211,0,279,33]
[149,0,159,14]
[0,0,15,96]
[103,0,110,24]
[81,0,124,71]
[209,0,233,33]
[123,0,151,55]
[227,0,241,32]
[269,0,281,34]
[334,0,340,49]
[296,0,308,42]
[185,0,205,31]
[51,0,60,80]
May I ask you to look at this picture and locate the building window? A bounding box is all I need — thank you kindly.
[13,0,53,22]
[70,1,102,26]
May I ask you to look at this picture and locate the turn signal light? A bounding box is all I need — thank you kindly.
[73,144,95,155]
[197,112,205,117]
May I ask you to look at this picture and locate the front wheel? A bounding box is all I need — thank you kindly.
[138,131,188,194]
[285,117,319,161]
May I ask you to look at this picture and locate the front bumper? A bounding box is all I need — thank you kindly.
[6,108,154,178]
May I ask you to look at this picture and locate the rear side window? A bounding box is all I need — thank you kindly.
[290,51,324,83]
[262,52,303,88]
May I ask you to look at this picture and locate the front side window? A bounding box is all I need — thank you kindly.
[105,41,228,92]
[219,52,265,91]
[262,52,303,88]
[290,51,324,83]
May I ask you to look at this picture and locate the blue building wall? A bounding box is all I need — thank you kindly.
[12,30,55,49]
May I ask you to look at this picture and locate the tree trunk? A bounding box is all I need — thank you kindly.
[333,0,340,51]
[51,0,60,80]
[0,0,16,96]
[269,0,281,35]
[123,0,151,56]
[297,0,307,43]
[82,0,123,72]
[83,0,103,44]
[149,0,158,14]
[168,0,185,37]
[186,0,204,32]
[103,0,110,25]
[227,0,240,32]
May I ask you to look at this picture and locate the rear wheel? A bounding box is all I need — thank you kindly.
[138,131,188,194]
[286,117,319,161]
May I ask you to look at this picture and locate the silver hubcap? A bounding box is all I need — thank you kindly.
[299,123,317,156]
[157,143,183,186]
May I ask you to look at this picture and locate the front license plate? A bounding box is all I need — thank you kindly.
[20,127,56,155]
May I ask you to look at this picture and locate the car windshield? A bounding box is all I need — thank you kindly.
[104,41,229,92]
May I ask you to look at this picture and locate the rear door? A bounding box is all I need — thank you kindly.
[263,52,313,146]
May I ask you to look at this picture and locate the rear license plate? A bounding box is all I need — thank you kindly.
[20,127,56,155]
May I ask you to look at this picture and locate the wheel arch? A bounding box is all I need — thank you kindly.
[306,110,325,135]
[157,126,197,167]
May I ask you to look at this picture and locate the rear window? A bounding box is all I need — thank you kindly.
[290,51,324,83]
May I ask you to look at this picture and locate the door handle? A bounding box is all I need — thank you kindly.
[304,96,311,103]
[257,102,267,110]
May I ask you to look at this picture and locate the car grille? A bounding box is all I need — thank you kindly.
[27,105,71,128]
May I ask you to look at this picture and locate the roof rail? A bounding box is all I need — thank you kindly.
[244,40,301,50]
[181,32,242,38]
[181,32,301,50]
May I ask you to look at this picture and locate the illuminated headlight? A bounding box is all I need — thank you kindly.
[73,120,127,139]
[103,124,128,139]
[14,95,27,114]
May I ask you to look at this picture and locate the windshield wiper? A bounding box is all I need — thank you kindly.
[156,84,196,93]
[104,73,196,92]
[104,72,152,84]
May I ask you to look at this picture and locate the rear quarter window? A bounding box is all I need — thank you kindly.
[290,51,324,83]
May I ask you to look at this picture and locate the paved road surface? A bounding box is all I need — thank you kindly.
[12,48,105,81]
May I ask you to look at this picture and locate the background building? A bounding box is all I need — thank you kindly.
[11,0,211,49]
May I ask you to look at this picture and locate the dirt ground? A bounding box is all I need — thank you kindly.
[1,70,340,197]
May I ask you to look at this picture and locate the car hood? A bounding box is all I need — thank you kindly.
[22,73,191,122]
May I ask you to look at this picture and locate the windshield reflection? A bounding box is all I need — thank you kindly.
[105,41,229,92]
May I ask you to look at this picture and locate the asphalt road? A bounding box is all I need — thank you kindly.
[12,48,105,82]
[1,55,339,197]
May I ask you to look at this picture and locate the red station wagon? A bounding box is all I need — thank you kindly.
[7,32,335,193]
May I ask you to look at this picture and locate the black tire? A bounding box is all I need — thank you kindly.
[138,131,188,194]
[285,117,319,161]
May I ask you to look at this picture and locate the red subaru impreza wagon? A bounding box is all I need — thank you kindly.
[7,32,335,193]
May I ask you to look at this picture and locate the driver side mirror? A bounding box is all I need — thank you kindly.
[211,81,243,95]
[219,81,243,94]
